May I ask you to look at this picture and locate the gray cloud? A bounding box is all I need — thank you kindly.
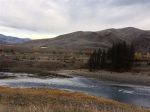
[109,0,150,6]
[0,0,150,39]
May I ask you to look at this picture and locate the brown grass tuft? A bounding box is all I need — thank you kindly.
[0,87,149,112]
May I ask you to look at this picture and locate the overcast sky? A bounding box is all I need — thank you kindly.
[0,0,150,39]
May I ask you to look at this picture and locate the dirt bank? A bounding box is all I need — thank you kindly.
[56,69,150,86]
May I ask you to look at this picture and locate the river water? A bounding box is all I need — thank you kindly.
[0,72,150,108]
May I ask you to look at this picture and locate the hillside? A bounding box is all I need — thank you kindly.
[23,27,150,52]
[0,34,31,44]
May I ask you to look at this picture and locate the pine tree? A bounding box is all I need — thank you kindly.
[97,48,102,69]
[108,42,134,71]
[101,50,106,69]
[87,41,134,72]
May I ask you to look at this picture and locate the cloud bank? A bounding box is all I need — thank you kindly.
[0,0,150,39]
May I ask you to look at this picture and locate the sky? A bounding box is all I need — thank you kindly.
[0,0,150,39]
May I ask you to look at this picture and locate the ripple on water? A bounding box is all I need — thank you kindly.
[0,72,150,108]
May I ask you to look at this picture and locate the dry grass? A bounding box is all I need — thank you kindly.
[0,87,149,112]
[0,45,88,72]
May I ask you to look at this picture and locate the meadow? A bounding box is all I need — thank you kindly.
[0,87,149,112]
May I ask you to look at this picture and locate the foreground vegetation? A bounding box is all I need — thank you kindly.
[0,87,149,112]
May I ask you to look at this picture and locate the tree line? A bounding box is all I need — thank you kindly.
[87,42,135,72]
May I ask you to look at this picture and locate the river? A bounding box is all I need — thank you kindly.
[0,72,150,108]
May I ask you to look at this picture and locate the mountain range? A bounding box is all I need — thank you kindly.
[23,27,150,52]
[0,34,31,44]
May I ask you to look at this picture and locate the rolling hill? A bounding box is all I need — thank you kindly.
[0,34,31,44]
[23,27,150,52]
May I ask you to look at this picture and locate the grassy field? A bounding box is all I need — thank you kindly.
[0,87,149,112]
[0,45,89,72]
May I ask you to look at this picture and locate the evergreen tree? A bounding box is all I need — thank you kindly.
[108,42,135,71]
[97,48,102,68]
[101,50,106,69]
[87,41,135,72]
[88,50,97,71]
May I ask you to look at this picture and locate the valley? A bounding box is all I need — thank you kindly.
[0,27,150,112]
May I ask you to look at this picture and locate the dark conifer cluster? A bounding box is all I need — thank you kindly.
[88,49,106,71]
[88,42,135,72]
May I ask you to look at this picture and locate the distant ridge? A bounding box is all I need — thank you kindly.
[0,34,31,44]
[22,27,150,52]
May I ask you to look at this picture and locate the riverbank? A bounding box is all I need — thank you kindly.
[0,87,149,112]
[0,68,72,79]
[56,69,150,86]
[2,67,150,86]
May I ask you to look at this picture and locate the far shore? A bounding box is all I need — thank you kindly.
[55,69,150,86]
[1,68,150,86]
